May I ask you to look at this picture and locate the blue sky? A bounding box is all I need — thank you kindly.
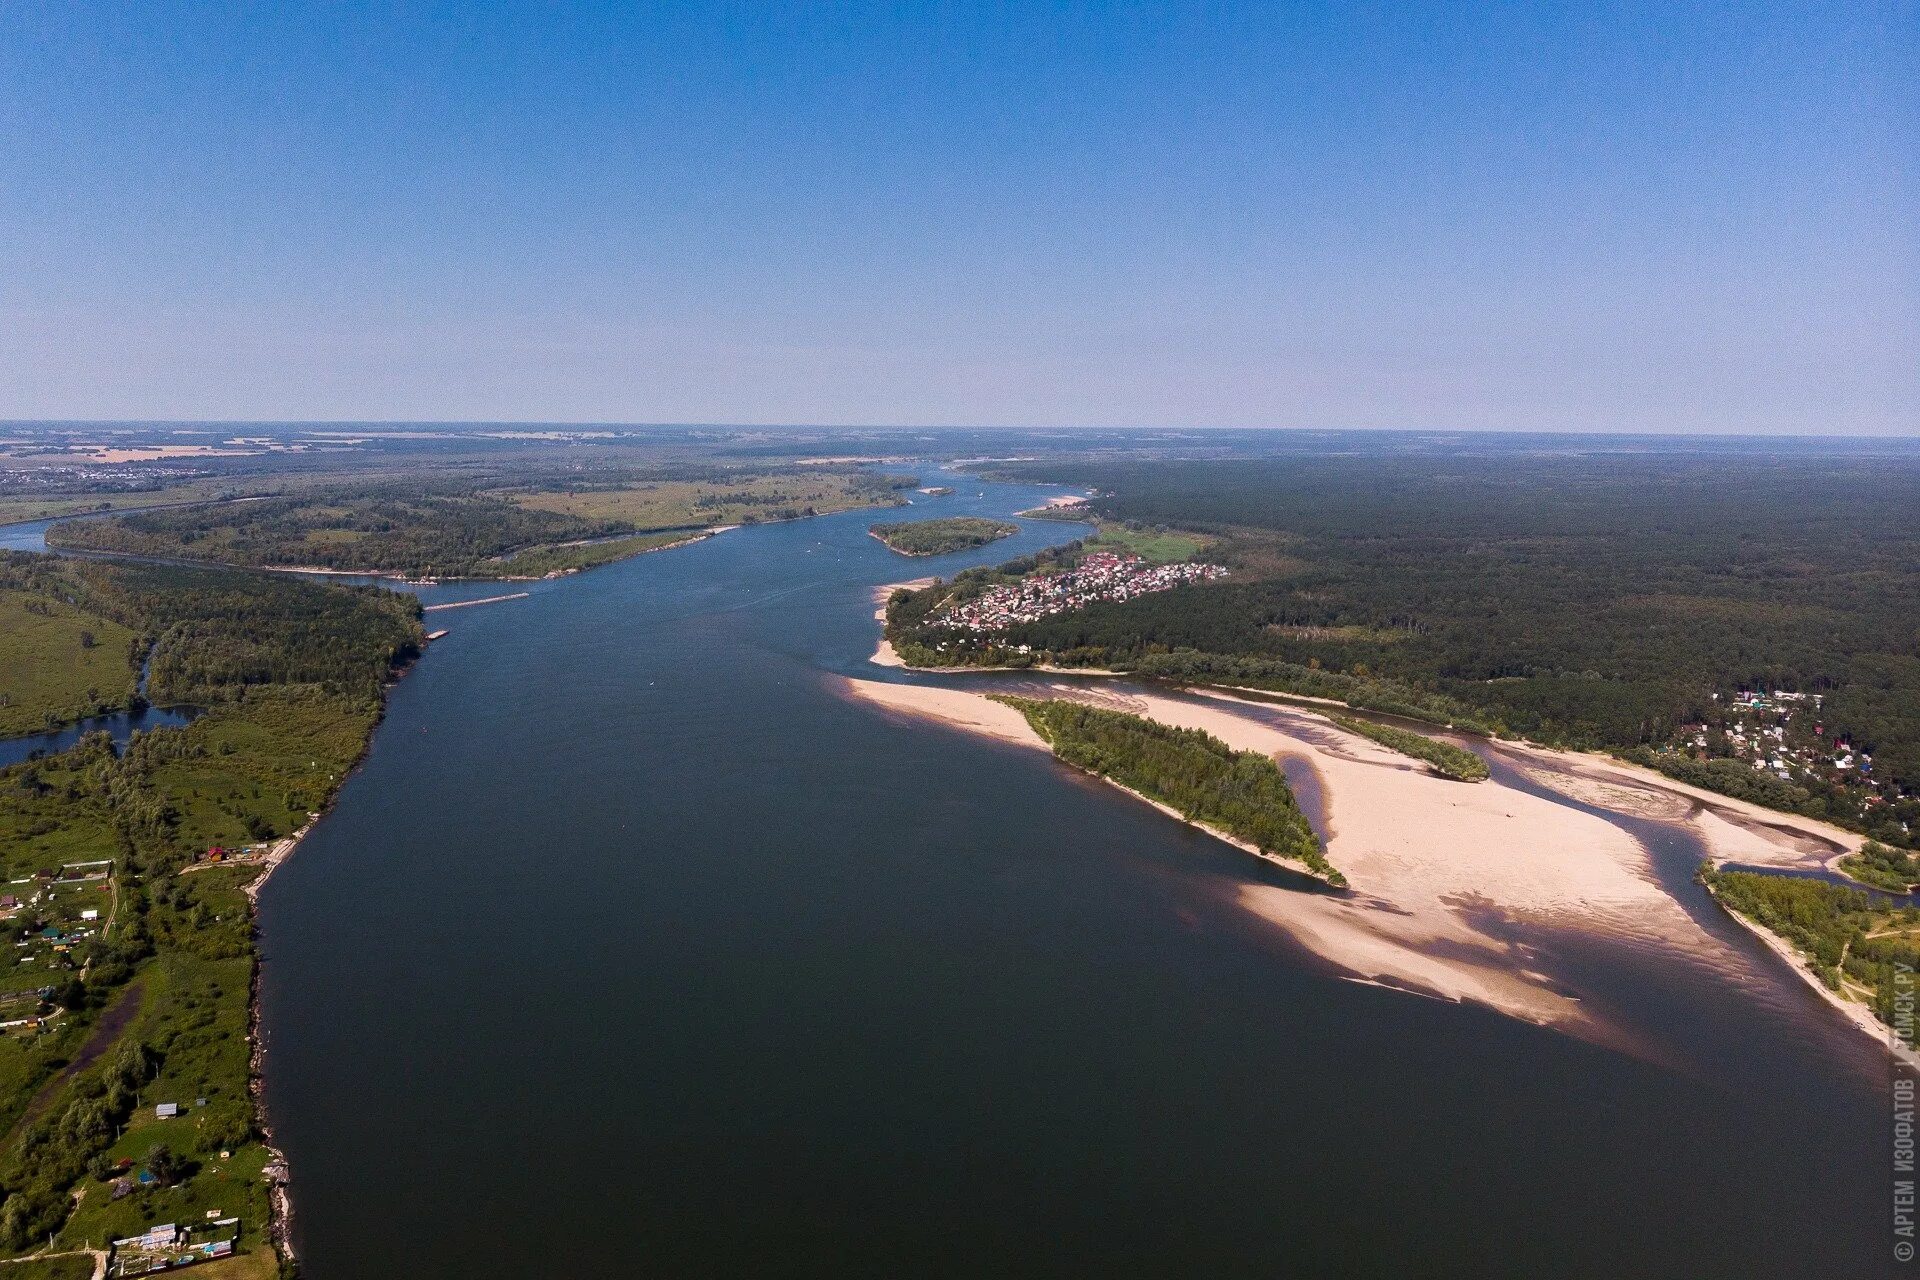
[1,3,1913,432]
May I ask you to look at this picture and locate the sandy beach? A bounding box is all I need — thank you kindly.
[839,676,1688,1047]
[870,579,940,668]
[836,673,1899,1060]
[1495,743,1860,870]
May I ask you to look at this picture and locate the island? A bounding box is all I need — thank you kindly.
[868,517,1019,557]
[1326,715,1489,782]
[993,695,1342,886]
[45,465,919,581]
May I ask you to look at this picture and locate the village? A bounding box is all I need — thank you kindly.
[932,551,1228,632]
[109,1214,241,1275]
[0,859,112,1035]
[1680,689,1911,829]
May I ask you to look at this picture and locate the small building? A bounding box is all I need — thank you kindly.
[155,1102,178,1119]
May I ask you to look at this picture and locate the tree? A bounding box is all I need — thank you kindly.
[145,1143,186,1186]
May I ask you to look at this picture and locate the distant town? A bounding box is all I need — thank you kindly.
[932,551,1227,632]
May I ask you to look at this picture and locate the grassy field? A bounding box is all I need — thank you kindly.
[0,591,139,736]
[1086,523,1211,564]
[47,469,912,579]
[0,1255,95,1279]
[505,469,910,529]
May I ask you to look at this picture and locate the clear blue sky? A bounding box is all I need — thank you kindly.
[2,2,1913,433]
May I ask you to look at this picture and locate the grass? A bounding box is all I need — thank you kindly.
[1326,714,1490,781]
[1086,523,1211,565]
[0,1255,95,1279]
[0,591,140,736]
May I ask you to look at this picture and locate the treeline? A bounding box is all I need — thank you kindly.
[0,551,422,705]
[994,696,1341,885]
[1704,868,1919,1047]
[1838,842,1920,895]
[962,454,1920,844]
[1327,715,1489,781]
[46,487,630,577]
[870,518,1018,556]
[0,553,423,1253]
[491,530,693,578]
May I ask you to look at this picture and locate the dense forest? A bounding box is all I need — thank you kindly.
[46,487,627,577]
[0,552,422,1260]
[1704,869,1919,1047]
[946,455,1919,846]
[869,517,1018,556]
[994,696,1339,885]
[44,466,916,579]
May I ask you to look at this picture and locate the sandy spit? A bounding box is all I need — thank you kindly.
[835,676,1697,1049]
[870,580,939,668]
[1494,740,1863,870]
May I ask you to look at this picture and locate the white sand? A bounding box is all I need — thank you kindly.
[836,677,1702,1049]
[870,580,939,668]
[1498,742,1861,871]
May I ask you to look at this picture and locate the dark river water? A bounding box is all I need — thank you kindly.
[27,476,1895,1277]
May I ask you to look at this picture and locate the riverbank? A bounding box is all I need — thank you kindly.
[836,674,1686,1052]
[843,664,1919,1063]
[229,654,423,1270]
[1701,877,1920,1069]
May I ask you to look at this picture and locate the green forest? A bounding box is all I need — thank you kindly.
[1704,869,1919,1047]
[1326,715,1489,782]
[933,454,1920,847]
[0,551,421,1264]
[1837,842,1920,895]
[46,487,629,578]
[43,465,916,580]
[994,696,1340,885]
[869,517,1018,556]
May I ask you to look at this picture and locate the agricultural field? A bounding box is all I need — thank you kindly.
[1083,523,1211,565]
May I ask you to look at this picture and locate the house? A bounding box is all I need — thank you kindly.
[155,1102,178,1119]
[80,909,99,922]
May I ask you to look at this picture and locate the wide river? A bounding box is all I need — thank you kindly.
[174,472,1888,1277]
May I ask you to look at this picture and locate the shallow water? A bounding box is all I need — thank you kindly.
[28,469,1868,1278]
